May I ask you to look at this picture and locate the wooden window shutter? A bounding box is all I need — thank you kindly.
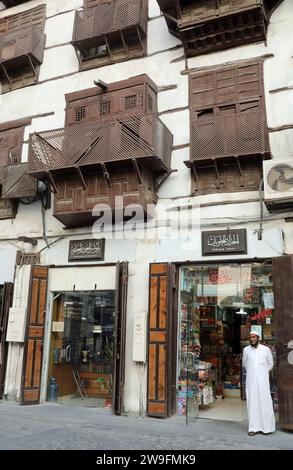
[0,126,24,167]
[190,61,263,114]
[113,261,128,415]
[272,255,293,431]
[147,263,173,417]
[0,5,46,34]
[21,266,48,405]
[189,60,268,162]
[0,282,14,399]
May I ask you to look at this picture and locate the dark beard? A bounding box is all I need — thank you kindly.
[250,340,259,348]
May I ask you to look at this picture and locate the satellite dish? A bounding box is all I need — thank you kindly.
[267,164,293,192]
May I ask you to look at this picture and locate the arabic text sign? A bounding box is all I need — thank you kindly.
[202,229,247,256]
[68,239,105,261]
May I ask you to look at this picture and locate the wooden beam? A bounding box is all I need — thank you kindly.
[76,166,87,190]
[0,63,12,85]
[48,171,58,194]
[132,158,142,185]
[156,169,177,191]
[235,157,244,187]
[101,162,111,187]
[27,55,37,80]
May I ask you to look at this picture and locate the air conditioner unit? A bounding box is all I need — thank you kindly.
[263,159,293,210]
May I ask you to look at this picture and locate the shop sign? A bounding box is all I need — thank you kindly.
[202,229,247,256]
[16,251,40,265]
[68,239,105,261]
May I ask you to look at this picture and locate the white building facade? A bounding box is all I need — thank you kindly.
[0,0,292,429]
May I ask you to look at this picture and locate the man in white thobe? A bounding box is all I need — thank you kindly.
[242,330,275,436]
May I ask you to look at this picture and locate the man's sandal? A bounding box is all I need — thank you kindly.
[248,432,256,436]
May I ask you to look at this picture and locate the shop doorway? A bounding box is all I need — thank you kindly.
[177,262,277,422]
[48,291,116,409]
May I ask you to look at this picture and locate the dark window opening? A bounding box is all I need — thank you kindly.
[100,99,111,116]
[197,109,214,120]
[147,94,153,112]
[125,94,137,110]
[75,107,86,122]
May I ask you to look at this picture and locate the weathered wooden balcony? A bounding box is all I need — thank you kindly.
[72,0,147,52]
[157,0,280,56]
[0,24,45,81]
[27,115,173,228]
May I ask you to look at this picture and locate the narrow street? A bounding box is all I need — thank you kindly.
[0,401,292,450]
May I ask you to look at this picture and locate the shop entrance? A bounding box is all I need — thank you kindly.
[48,290,116,409]
[177,262,277,421]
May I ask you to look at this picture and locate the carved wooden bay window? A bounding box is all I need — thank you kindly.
[72,0,147,70]
[0,119,37,219]
[27,75,173,228]
[0,4,46,92]
[186,60,270,195]
[157,0,281,57]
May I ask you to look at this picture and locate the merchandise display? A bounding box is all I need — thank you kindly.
[198,361,213,405]
[177,271,201,417]
[177,263,278,416]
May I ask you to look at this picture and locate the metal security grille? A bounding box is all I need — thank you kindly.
[28,115,173,178]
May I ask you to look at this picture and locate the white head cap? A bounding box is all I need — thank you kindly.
[250,330,260,337]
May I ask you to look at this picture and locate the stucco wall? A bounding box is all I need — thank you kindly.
[1,0,292,413]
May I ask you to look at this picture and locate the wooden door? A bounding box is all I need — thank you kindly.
[147,263,175,417]
[0,283,14,399]
[21,266,48,405]
[113,261,128,415]
[273,255,293,430]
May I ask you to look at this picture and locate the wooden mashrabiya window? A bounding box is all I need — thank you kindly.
[0,118,37,219]
[72,0,148,71]
[27,75,173,228]
[0,4,46,92]
[156,0,282,57]
[186,59,271,195]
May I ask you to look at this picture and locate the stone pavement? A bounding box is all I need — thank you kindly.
[0,400,292,450]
